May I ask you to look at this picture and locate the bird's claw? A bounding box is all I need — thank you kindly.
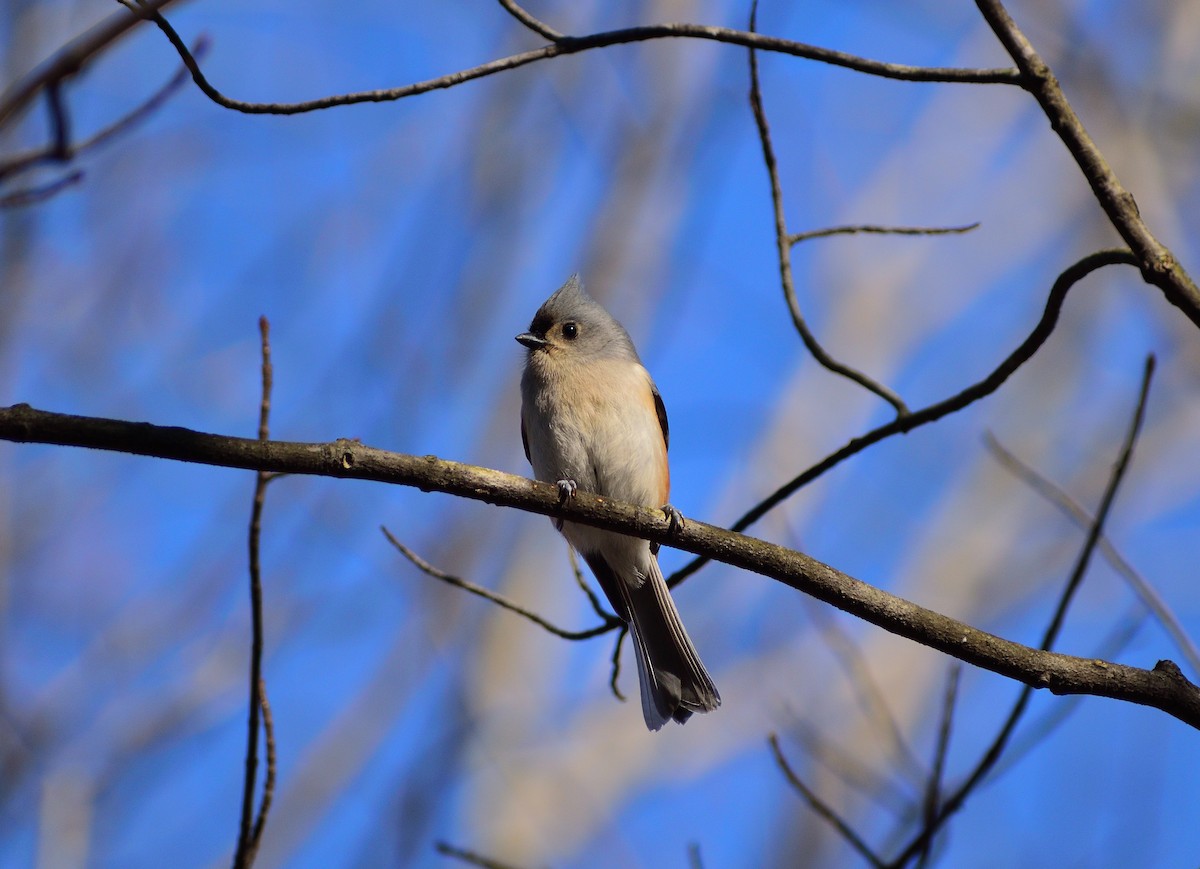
[554,479,577,531]
[662,504,685,535]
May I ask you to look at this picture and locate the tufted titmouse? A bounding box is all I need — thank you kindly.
[517,275,720,730]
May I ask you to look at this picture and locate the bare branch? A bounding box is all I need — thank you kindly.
[435,841,524,869]
[667,248,1140,588]
[382,527,616,641]
[747,3,908,415]
[0,38,207,184]
[2,399,1199,729]
[0,0,182,130]
[975,0,1200,327]
[233,316,275,869]
[770,733,886,868]
[984,432,1200,677]
[250,678,276,858]
[568,546,614,622]
[496,0,565,42]
[916,665,960,869]
[889,355,1156,867]
[0,170,83,208]
[789,222,980,246]
[122,5,1020,119]
[609,625,628,703]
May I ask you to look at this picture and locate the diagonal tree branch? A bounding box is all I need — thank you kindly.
[1,401,1198,730]
[666,248,1140,588]
[888,355,1156,868]
[974,0,1200,327]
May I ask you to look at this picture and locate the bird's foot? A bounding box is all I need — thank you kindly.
[662,503,685,535]
[554,478,578,531]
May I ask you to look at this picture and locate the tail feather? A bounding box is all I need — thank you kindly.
[586,552,719,730]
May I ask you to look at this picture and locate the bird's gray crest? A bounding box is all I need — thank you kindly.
[528,275,640,361]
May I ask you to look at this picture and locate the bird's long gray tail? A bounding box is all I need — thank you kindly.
[587,552,720,730]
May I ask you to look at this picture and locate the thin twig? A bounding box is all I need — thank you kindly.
[889,355,1155,868]
[381,527,617,640]
[609,625,628,702]
[666,248,1140,590]
[233,316,274,869]
[747,1,908,415]
[983,432,1200,677]
[567,546,613,622]
[0,171,83,208]
[495,0,565,42]
[123,5,1020,119]
[435,841,524,869]
[770,733,886,868]
[789,223,980,246]
[45,81,70,159]
[0,37,207,185]
[916,665,960,869]
[248,677,276,859]
[687,842,704,869]
[992,608,1142,779]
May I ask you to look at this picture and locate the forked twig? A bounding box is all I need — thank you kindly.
[747,1,908,415]
[667,248,1140,589]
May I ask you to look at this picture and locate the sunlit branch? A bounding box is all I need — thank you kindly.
[2,397,1198,729]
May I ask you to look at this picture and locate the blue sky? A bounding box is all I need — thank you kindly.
[2,1,1199,867]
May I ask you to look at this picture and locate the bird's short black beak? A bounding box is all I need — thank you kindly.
[516,332,547,350]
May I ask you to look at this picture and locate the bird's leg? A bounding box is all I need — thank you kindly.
[661,503,685,535]
[553,478,578,531]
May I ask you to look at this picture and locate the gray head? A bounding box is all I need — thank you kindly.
[515,275,640,362]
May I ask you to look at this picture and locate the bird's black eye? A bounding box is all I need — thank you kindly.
[562,321,579,340]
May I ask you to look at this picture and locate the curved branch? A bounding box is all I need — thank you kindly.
[126,6,1020,118]
[667,248,1140,587]
[1,401,1198,729]
[496,0,565,42]
[748,5,908,415]
[975,0,1200,327]
[382,526,616,641]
